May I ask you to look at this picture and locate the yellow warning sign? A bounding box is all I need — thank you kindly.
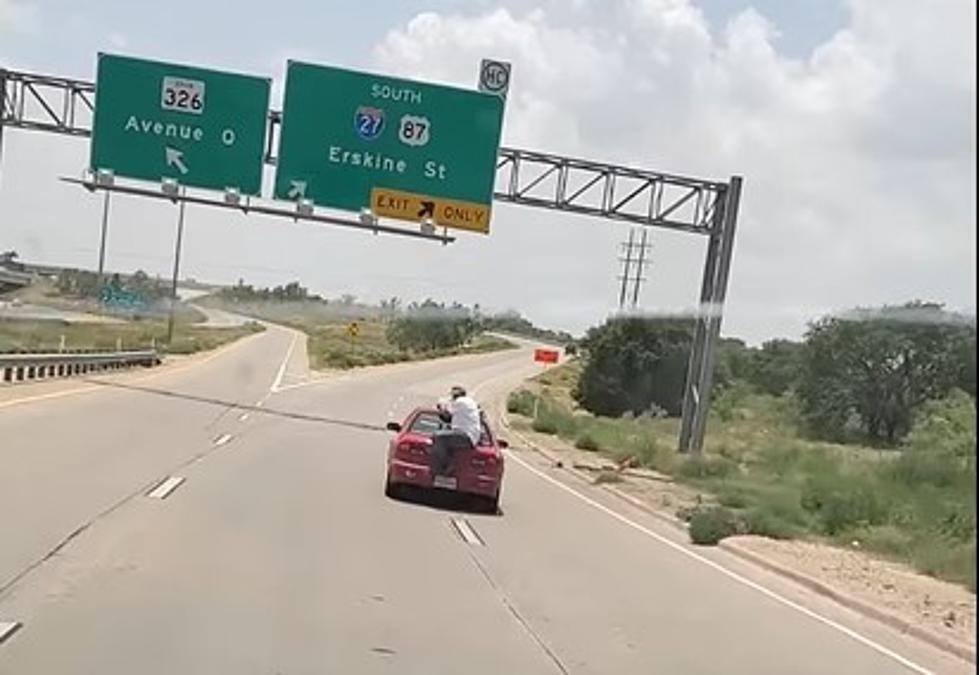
[370,187,491,234]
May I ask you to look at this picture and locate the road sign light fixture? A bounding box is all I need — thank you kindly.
[359,208,378,227]
[95,168,114,187]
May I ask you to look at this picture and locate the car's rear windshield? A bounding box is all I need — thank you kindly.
[409,413,444,435]
[409,412,492,444]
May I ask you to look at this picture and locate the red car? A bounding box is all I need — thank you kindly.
[384,407,507,513]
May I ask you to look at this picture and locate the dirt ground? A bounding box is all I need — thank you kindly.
[730,535,976,652]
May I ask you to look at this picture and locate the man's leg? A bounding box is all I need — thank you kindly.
[431,430,472,476]
[431,430,452,476]
[443,431,474,474]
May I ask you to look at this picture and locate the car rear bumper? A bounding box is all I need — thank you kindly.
[388,459,501,497]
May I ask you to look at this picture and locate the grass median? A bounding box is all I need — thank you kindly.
[508,362,977,590]
[0,317,264,355]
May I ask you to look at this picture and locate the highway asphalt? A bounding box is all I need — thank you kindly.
[0,324,971,674]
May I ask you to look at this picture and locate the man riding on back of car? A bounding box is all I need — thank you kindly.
[431,385,481,477]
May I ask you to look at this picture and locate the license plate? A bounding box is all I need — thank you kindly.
[433,475,457,489]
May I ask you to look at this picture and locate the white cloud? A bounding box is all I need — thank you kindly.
[0,0,35,33]
[371,0,976,340]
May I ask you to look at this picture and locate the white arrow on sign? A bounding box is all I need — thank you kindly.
[287,180,307,200]
[165,147,189,175]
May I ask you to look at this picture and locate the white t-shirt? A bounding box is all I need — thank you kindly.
[449,396,482,446]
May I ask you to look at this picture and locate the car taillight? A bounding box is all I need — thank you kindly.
[396,440,430,460]
[471,452,499,470]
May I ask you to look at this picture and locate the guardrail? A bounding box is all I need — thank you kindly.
[0,349,160,385]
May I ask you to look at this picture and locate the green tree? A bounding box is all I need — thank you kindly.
[797,302,975,444]
[573,317,693,417]
[752,339,804,396]
[957,333,976,399]
[386,300,478,352]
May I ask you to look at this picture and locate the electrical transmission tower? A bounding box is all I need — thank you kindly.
[617,227,652,309]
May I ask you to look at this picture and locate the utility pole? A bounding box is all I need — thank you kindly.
[618,227,652,310]
[618,229,635,309]
[631,227,650,308]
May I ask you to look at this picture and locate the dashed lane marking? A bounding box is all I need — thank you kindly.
[450,518,484,547]
[147,476,185,500]
[0,621,21,645]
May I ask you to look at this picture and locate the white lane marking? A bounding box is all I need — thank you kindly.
[451,518,484,547]
[0,620,21,645]
[238,413,250,422]
[147,476,185,500]
[212,433,232,447]
[505,450,933,675]
[270,331,299,393]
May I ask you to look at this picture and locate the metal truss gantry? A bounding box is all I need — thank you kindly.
[1,67,742,455]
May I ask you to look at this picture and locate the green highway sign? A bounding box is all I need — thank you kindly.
[274,61,505,233]
[90,54,271,195]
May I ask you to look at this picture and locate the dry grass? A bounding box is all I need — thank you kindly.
[0,317,263,355]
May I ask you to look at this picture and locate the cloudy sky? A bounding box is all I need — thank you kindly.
[1,0,975,343]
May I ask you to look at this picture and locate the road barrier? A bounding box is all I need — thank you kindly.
[0,349,160,385]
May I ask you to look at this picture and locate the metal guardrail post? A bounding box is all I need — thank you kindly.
[0,348,160,385]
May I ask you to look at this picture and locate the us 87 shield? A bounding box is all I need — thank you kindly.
[161,77,205,114]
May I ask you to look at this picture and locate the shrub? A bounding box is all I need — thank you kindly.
[507,390,537,417]
[532,401,578,438]
[713,381,754,422]
[688,506,740,545]
[575,433,601,451]
[742,507,800,540]
[890,390,976,488]
[676,456,737,480]
[800,474,884,535]
[633,432,673,472]
[911,540,976,591]
[532,417,558,434]
[847,525,913,557]
[717,487,749,509]
[756,442,803,478]
[890,450,963,488]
